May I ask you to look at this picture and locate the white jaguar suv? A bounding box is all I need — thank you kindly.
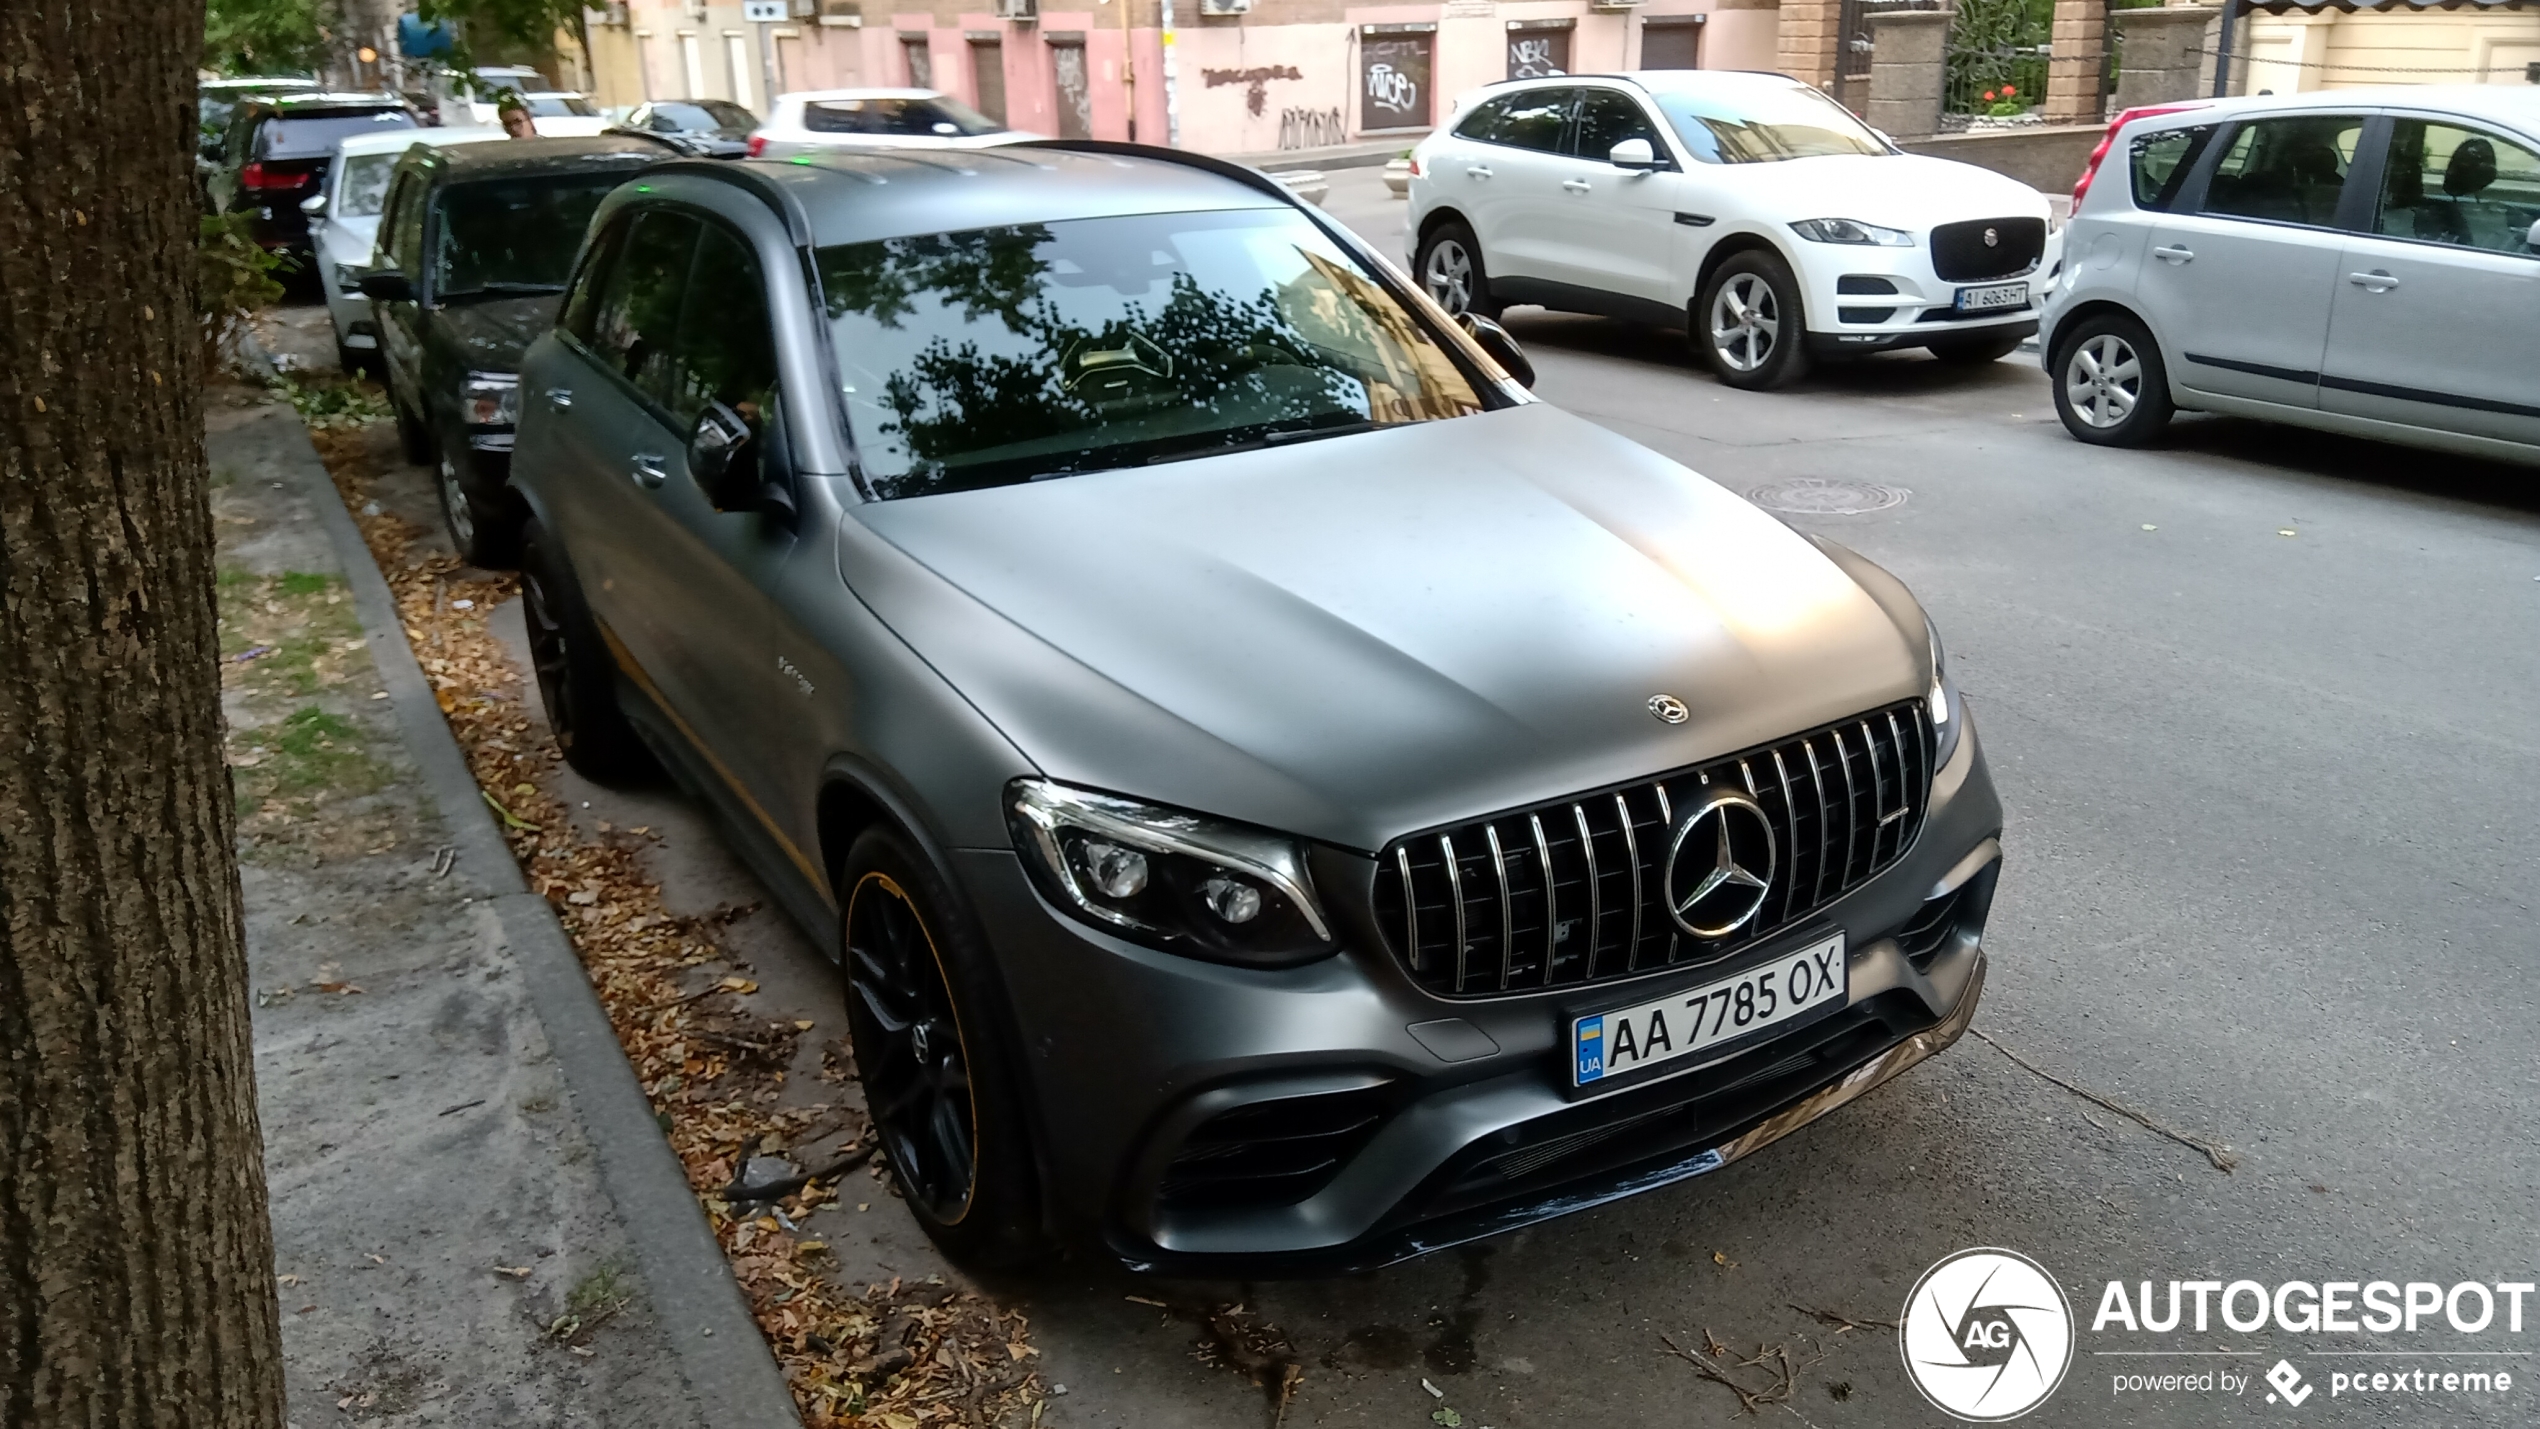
[1407,70,2056,389]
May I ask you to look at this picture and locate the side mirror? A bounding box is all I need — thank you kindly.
[1456,312,1535,389]
[357,270,414,302]
[688,401,764,512]
[300,193,328,216]
[1608,137,1662,172]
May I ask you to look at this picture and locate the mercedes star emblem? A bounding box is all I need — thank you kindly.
[1662,792,1777,938]
[1983,226,2000,247]
[1648,694,1691,725]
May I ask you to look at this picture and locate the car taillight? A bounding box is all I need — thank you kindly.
[1407,154,1423,178]
[2071,103,2209,208]
[746,134,767,157]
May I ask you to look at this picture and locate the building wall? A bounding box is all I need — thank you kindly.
[588,0,1776,151]
[2241,7,2540,93]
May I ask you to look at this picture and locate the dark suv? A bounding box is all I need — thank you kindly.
[507,144,2001,1274]
[358,133,672,566]
[207,92,415,257]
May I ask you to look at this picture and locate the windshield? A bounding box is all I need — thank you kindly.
[526,94,599,117]
[335,152,403,216]
[816,208,1487,498]
[803,95,1002,138]
[649,100,756,135]
[433,173,627,299]
[1653,84,1891,164]
[257,110,414,159]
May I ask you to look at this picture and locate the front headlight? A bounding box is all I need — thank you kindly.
[1927,616,1964,769]
[1790,217,1916,247]
[1008,779,1336,968]
[463,371,520,427]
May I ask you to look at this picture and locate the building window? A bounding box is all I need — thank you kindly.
[1506,21,1573,81]
[1642,17,1705,71]
[724,30,754,108]
[970,36,1006,124]
[902,34,932,87]
[1048,35,1092,140]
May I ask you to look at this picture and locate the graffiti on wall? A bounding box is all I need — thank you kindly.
[1358,33,1432,131]
[1277,107,1345,150]
[1201,63,1302,118]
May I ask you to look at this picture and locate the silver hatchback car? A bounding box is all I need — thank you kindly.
[2043,87,2540,460]
[511,143,2004,1272]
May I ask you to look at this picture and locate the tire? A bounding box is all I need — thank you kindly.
[436,452,521,569]
[393,390,435,465]
[1695,250,1812,391]
[1925,330,2027,365]
[2050,312,2175,447]
[838,825,1047,1268]
[1414,220,1500,320]
[519,520,656,784]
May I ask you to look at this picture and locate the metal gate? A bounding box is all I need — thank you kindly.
[1943,0,2052,123]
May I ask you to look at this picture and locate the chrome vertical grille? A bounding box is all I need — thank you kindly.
[1371,701,1932,998]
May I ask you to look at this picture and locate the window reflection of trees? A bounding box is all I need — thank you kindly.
[816,216,1480,498]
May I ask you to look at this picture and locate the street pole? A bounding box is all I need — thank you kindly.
[1160,0,1179,147]
[743,0,787,111]
[1116,0,1136,141]
[2208,0,2238,98]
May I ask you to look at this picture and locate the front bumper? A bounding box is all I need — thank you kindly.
[1792,234,2053,349]
[958,708,2005,1275]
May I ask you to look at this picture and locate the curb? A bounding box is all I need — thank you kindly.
[272,410,804,1429]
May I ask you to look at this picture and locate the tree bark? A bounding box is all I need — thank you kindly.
[1,4,288,1428]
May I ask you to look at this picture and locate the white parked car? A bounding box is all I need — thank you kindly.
[1407,71,2057,389]
[517,92,612,137]
[305,126,503,373]
[2042,86,2540,462]
[746,87,1037,158]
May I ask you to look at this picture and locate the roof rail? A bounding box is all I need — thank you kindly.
[1003,139,1303,210]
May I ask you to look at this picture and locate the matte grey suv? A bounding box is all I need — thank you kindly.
[510,143,2004,1272]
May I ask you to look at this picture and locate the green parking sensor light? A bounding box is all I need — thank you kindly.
[633,184,654,192]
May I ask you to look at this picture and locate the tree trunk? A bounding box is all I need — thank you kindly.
[0,5,289,1428]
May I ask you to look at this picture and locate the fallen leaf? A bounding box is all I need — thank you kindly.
[2278,528,2298,537]
[1711,1250,1737,1268]
[719,976,758,994]
[495,1266,532,1279]
[276,1273,301,1287]
[568,890,598,906]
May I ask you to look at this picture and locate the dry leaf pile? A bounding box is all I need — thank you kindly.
[306,424,1045,1427]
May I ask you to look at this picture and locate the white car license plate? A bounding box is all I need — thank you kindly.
[1572,933,1847,1087]
[1955,281,2029,313]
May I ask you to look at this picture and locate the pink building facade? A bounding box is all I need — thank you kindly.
[584,0,1776,155]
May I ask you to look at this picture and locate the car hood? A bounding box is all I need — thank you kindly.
[1725,153,2050,229]
[841,403,1924,852]
[433,293,563,370]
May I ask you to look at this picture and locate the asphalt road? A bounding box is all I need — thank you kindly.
[286,163,2540,1427]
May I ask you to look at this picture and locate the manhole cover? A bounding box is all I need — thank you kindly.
[1745,477,1910,515]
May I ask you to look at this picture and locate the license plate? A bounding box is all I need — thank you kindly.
[1573,933,1847,1087]
[1955,281,2030,313]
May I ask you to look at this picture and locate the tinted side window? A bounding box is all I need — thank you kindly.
[1453,89,1571,153]
[662,222,778,436]
[2201,115,2365,228]
[2375,120,2540,256]
[559,219,624,343]
[584,208,699,405]
[2129,124,2215,211]
[1569,89,1663,162]
[381,170,429,277]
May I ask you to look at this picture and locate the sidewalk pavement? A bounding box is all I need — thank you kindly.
[209,387,795,1428]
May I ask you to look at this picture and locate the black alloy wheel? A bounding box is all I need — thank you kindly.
[519,520,654,783]
[1415,220,1500,320]
[436,454,521,569]
[837,826,1044,1265]
[845,869,978,1225]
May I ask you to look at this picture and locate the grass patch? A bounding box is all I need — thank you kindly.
[268,371,391,430]
[549,1260,638,1343]
[253,706,384,796]
[219,570,361,697]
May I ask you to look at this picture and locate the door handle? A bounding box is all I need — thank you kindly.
[1466,165,1493,181]
[544,386,573,411]
[2348,270,2398,292]
[2151,245,2194,264]
[630,453,667,489]
[1562,178,1592,194]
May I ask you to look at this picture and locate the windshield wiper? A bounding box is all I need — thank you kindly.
[1143,419,1377,466]
[437,281,566,303]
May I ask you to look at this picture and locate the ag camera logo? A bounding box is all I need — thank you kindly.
[1901,1248,2076,1420]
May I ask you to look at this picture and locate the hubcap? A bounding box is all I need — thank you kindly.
[2066,333,2142,429]
[844,872,976,1223]
[438,457,476,552]
[1423,239,1474,316]
[1709,273,1780,373]
[521,569,575,751]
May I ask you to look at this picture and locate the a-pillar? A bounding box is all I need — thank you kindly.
[1864,7,1951,141]
[1776,0,1844,94]
[2044,0,2107,124]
